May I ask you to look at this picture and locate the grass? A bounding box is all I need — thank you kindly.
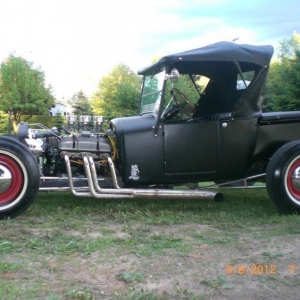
[25,188,300,230]
[1,189,300,299]
[30,189,268,220]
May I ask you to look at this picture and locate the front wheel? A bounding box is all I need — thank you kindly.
[266,141,300,213]
[0,137,40,219]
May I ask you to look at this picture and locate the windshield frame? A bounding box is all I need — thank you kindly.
[139,70,166,115]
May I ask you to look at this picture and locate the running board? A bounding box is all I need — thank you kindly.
[64,154,223,201]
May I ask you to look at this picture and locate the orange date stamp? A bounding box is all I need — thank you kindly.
[226,264,276,275]
[226,264,300,275]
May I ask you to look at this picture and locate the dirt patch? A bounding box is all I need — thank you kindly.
[3,221,299,299]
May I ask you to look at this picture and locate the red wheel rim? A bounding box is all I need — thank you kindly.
[0,154,24,204]
[286,157,300,202]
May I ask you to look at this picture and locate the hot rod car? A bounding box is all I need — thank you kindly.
[2,41,300,219]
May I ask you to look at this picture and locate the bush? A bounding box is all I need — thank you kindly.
[0,114,67,133]
[0,111,8,133]
[20,115,58,128]
[52,112,66,131]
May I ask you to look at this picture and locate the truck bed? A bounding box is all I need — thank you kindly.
[255,111,300,157]
[258,111,300,125]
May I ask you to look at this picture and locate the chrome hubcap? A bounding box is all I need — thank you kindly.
[292,166,300,191]
[0,166,12,193]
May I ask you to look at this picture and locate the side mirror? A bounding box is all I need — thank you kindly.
[166,69,179,82]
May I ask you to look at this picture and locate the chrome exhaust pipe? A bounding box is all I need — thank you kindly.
[64,154,223,201]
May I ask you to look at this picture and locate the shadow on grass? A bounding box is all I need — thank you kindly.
[24,188,295,227]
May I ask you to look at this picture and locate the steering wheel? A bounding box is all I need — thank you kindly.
[170,88,195,117]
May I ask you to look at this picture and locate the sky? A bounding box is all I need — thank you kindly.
[0,0,299,100]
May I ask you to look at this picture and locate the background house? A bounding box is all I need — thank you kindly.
[49,102,73,116]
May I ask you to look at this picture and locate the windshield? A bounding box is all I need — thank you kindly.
[140,71,166,114]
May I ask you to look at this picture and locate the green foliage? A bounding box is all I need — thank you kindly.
[72,90,92,116]
[278,32,300,63]
[287,50,300,101]
[52,111,66,131]
[1,114,65,133]
[91,64,140,119]
[0,55,55,128]
[66,288,94,300]
[264,32,300,111]
[20,115,54,128]
[0,262,21,273]
[117,272,144,283]
[165,74,204,105]
[0,110,8,132]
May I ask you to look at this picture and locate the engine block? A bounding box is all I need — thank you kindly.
[59,135,111,154]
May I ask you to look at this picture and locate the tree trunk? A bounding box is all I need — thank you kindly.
[12,120,19,134]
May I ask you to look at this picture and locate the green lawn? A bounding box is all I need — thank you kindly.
[1,189,300,299]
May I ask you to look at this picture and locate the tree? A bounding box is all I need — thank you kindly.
[165,74,204,105]
[72,90,92,116]
[0,55,54,131]
[0,110,8,132]
[263,32,300,111]
[91,64,140,119]
[278,32,300,63]
[52,111,65,131]
[263,61,290,111]
[286,50,300,101]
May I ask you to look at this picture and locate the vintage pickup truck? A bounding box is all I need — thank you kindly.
[1,41,300,219]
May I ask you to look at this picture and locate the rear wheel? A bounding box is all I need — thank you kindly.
[266,141,300,213]
[0,137,40,219]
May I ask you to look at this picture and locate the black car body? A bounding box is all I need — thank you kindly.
[2,41,300,218]
[112,42,274,185]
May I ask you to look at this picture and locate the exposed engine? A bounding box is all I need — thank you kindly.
[43,133,113,177]
[18,116,115,178]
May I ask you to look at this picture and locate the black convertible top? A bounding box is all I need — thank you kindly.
[139,41,274,75]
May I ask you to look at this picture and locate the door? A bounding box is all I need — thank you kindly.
[163,121,218,175]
